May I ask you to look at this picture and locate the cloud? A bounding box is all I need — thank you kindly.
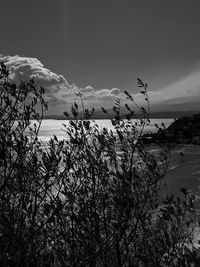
[0,55,78,112]
[0,55,127,110]
[0,55,123,108]
[85,88,121,98]
[0,55,68,87]
[111,88,120,95]
[3,54,200,115]
[159,70,200,99]
[82,85,94,92]
[132,69,200,106]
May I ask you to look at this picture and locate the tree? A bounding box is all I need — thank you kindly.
[0,62,198,266]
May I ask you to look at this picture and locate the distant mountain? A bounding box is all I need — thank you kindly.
[156,96,199,105]
[151,96,200,112]
[43,96,200,120]
[44,109,200,120]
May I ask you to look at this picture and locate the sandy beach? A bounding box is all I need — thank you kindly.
[160,145,200,199]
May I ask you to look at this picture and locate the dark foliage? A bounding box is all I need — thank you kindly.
[0,62,198,266]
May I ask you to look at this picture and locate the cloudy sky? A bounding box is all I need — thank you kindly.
[1,0,200,114]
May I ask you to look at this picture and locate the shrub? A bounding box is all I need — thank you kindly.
[0,62,197,266]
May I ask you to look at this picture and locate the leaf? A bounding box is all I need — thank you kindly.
[101,107,107,113]
[140,91,146,95]
[141,107,147,114]
[71,103,79,117]
[114,98,120,113]
[76,91,83,97]
[180,187,187,196]
[125,103,130,111]
[124,90,133,101]
[137,78,144,87]
[74,102,78,110]
[63,111,69,117]
[161,122,165,128]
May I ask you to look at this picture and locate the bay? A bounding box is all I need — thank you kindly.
[35,118,173,144]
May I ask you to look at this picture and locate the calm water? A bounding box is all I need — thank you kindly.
[35,118,173,143]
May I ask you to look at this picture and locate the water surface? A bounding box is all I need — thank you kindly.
[36,118,173,143]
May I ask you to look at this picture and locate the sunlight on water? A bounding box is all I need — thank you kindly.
[31,118,173,144]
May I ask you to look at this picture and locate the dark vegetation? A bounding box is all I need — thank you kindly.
[143,113,200,146]
[0,62,199,266]
[167,114,200,145]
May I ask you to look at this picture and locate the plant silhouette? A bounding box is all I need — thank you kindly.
[0,62,198,266]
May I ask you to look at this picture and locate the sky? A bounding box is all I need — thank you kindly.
[0,0,200,114]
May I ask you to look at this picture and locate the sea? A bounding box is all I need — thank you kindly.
[36,118,173,144]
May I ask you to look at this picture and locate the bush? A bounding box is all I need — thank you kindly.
[0,62,198,266]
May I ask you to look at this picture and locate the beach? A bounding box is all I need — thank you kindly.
[159,145,200,200]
